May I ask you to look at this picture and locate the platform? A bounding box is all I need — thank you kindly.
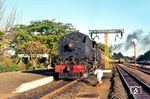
[0,71,53,99]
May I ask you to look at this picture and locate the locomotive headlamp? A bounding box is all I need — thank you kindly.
[65,41,75,51]
[68,42,74,48]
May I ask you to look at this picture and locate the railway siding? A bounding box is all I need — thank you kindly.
[117,65,150,99]
[119,64,150,84]
[125,63,150,75]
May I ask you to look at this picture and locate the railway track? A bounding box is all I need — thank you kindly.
[125,63,150,75]
[41,80,78,99]
[10,80,77,99]
[116,65,150,99]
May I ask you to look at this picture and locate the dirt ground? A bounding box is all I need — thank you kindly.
[98,73,112,99]
[76,72,112,99]
[0,72,48,99]
[0,71,112,99]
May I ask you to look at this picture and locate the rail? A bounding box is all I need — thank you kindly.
[41,80,78,98]
[116,65,150,99]
[125,63,150,75]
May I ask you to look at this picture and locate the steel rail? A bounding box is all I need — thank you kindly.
[116,65,150,99]
[125,63,150,75]
[41,80,77,99]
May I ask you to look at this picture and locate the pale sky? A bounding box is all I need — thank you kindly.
[6,0,150,56]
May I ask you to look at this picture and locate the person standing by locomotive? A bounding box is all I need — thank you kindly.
[94,67,103,86]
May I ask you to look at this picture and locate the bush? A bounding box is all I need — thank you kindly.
[0,56,21,73]
[25,64,33,70]
[9,64,20,71]
[0,62,20,73]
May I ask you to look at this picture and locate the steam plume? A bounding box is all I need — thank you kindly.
[111,29,150,52]
[125,30,143,50]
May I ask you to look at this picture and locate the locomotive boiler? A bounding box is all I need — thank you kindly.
[54,32,103,79]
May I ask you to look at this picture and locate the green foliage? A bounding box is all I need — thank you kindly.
[0,56,20,73]
[11,56,21,64]
[11,19,77,70]
[25,64,33,70]
[0,31,5,49]
[17,41,49,54]
[98,43,106,52]
[17,41,49,69]
[137,55,145,61]
[27,20,76,35]
[98,43,110,52]
[13,20,77,55]
[16,31,32,44]
[0,63,20,73]
[113,52,123,59]
[8,64,20,71]
[35,34,61,57]
[12,20,76,36]
[98,43,112,58]
[0,31,5,36]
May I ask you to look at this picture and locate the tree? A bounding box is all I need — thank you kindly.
[17,41,49,70]
[34,34,62,68]
[137,50,150,61]
[12,20,77,68]
[144,50,150,61]
[0,31,4,49]
[113,52,123,59]
[0,0,17,56]
[27,20,76,35]
[0,0,17,31]
[98,43,106,52]
[137,55,145,61]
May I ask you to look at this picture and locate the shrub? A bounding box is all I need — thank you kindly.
[0,63,20,73]
[0,56,20,73]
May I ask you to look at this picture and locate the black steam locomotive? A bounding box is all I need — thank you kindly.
[55,32,104,79]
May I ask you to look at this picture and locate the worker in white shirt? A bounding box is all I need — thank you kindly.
[94,67,103,86]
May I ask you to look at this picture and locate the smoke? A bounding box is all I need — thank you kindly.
[110,43,124,51]
[125,29,143,50]
[142,32,150,45]
[111,29,150,52]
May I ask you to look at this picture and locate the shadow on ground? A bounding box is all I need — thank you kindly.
[21,69,55,76]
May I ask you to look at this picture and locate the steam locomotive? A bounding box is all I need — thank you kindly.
[54,32,104,79]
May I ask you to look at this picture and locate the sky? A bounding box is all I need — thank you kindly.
[5,0,150,56]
